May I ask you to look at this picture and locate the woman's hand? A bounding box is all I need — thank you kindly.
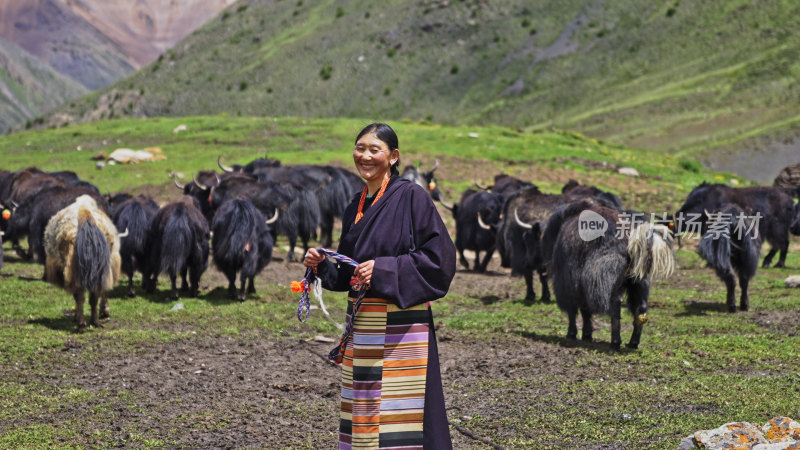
[355,260,375,285]
[303,249,325,268]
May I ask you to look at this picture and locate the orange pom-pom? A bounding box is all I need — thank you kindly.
[1,209,10,220]
[291,281,303,293]
[428,181,436,191]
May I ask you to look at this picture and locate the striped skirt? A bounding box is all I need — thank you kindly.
[339,297,430,450]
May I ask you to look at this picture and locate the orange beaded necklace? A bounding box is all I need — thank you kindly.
[354,175,391,224]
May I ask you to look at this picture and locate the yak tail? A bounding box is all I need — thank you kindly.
[212,200,253,261]
[698,226,731,276]
[321,170,351,217]
[160,205,190,275]
[290,189,321,236]
[118,202,149,264]
[627,223,676,282]
[75,208,110,293]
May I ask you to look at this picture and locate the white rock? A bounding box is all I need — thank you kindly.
[618,167,639,177]
[170,303,185,311]
[785,275,800,288]
[173,124,187,133]
[468,132,479,138]
[95,161,106,170]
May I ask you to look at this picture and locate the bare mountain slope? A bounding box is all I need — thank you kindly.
[0,38,88,133]
[59,0,236,68]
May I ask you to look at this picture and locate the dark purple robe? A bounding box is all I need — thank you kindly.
[319,176,456,449]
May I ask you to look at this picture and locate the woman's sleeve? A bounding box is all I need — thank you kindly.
[317,199,358,292]
[370,187,456,309]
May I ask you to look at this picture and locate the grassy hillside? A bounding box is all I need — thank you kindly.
[0,39,88,134]
[43,0,800,182]
[1,117,798,448]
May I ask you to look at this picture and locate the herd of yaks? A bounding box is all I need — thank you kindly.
[1,159,799,345]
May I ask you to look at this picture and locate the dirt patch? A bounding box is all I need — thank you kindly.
[25,327,619,448]
[751,309,800,337]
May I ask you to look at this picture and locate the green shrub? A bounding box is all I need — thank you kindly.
[336,7,345,18]
[239,81,248,91]
[320,65,333,80]
[450,64,459,74]
[679,159,702,173]
[387,48,396,58]
[521,18,531,28]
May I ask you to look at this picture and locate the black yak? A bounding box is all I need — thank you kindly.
[218,157,358,249]
[698,204,761,312]
[561,179,623,210]
[111,195,160,297]
[547,203,676,349]
[474,173,537,197]
[401,161,454,208]
[211,198,275,301]
[676,183,794,268]
[498,184,621,303]
[43,195,122,331]
[143,197,209,300]
[450,189,504,272]
[208,175,310,262]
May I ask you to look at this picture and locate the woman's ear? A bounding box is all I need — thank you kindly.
[390,149,400,166]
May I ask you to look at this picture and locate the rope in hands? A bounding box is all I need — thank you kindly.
[293,248,368,364]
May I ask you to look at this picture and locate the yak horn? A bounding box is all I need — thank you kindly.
[174,179,186,190]
[217,155,234,173]
[193,174,209,191]
[477,213,492,230]
[431,159,440,172]
[215,173,221,186]
[10,200,19,210]
[118,228,129,238]
[704,209,711,218]
[0,231,4,236]
[265,208,280,224]
[514,208,533,230]
[438,198,454,210]
[474,181,489,190]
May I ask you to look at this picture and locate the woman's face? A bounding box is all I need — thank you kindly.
[353,132,399,183]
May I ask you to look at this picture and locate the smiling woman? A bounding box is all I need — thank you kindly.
[303,123,456,449]
[352,123,401,195]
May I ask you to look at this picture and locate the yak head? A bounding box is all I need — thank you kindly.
[509,207,543,270]
[402,162,442,200]
[475,193,504,231]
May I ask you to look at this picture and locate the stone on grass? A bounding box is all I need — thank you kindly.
[681,417,800,449]
[618,167,639,177]
[784,275,800,288]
